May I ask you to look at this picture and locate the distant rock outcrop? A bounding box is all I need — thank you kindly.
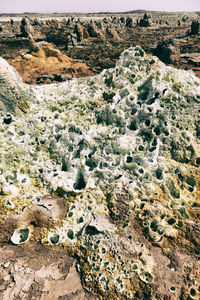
[153,39,180,67]
[190,20,199,35]
[20,17,34,37]
[126,16,134,28]
[138,13,153,27]
[74,23,89,41]
[87,22,100,38]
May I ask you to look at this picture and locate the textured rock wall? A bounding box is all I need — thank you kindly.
[0,46,200,299]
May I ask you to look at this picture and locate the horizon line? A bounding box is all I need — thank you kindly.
[0,9,199,15]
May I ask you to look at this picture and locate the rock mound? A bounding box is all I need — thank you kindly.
[0,46,200,299]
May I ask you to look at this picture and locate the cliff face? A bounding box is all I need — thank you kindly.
[0,46,200,299]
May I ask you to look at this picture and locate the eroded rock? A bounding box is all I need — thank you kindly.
[190,20,199,35]
[153,39,180,67]
[0,46,200,299]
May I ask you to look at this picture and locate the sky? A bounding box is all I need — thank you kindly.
[0,0,200,14]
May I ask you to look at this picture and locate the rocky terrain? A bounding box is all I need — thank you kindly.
[0,11,200,300]
[0,11,200,82]
[0,42,200,299]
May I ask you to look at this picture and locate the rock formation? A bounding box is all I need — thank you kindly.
[190,20,199,35]
[138,13,153,27]
[0,46,200,299]
[20,16,34,37]
[126,17,134,28]
[153,39,180,67]
[8,41,96,83]
[87,22,100,38]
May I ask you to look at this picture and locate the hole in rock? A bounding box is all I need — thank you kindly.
[3,115,13,124]
[163,88,167,95]
[191,202,200,208]
[126,156,133,163]
[61,158,68,171]
[146,98,156,105]
[185,177,196,187]
[149,147,157,152]
[131,108,137,115]
[150,220,158,232]
[50,234,59,244]
[144,272,153,282]
[164,121,168,126]
[164,131,169,136]
[85,225,102,235]
[128,120,138,131]
[155,168,163,180]
[177,220,183,227]
[73,171,86,190]
[68,145,74,152]
[114,174,123,180]
[138,87,149,100]
[67,229,74,240]
[86,158,97,171]
[154,92,160,98]
[41,116,47,122]
[190,288,196,296]
[145,119,151,127]
[138,145,145,151]
[153,127,161,135]
[77,217,84,224]
[167,218,176,225]
[152,137,157,146]
[17,228,29,244]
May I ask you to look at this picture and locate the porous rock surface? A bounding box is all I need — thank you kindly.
[0,46,200,299]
